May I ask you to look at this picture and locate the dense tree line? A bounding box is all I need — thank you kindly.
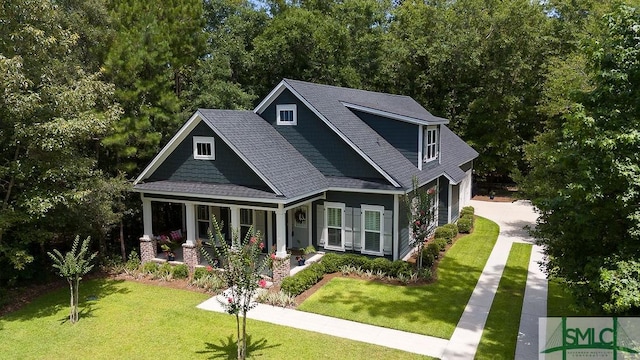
[1,0,638,313]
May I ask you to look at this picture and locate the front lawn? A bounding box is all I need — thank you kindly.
[475,242,532,360]
[0,279,427,359]
[297,216,499,339]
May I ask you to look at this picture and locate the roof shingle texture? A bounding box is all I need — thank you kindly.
[283,79,478,187]
[198,109,327,198]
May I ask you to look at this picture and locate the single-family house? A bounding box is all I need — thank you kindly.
[133,79,478,281]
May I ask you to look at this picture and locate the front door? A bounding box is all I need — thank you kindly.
[289,205,310,249]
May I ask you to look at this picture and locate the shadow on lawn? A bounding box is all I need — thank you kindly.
[3,277,129,324]
[198,334,280,359]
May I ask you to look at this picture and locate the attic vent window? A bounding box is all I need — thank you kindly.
[193,136,215,160]
[276,104,297,125]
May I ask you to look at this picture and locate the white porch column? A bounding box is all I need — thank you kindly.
[230,206,240,244]
[142,197,153,238]
[185,203,196,245]
[275,204,287,257]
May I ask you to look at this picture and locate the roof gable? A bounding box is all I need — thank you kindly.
[255,79,478,189]
[135,110,328,199]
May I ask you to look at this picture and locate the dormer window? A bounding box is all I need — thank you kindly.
[276,104,297,125]
[193,136,215,160]
[423,126,438,163]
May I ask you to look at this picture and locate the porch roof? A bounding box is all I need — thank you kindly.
[133,180,282,200]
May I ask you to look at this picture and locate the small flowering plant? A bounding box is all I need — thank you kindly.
[200,216,269,360]
[405,176,436,271]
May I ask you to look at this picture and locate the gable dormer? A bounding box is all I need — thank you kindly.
[349,107,444,170]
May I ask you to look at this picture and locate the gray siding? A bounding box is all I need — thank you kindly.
[261,90,385,181]
[352,110,419,165]
[324,191,394,210]
[148,122,269,189]
[438,176,449,226]
[451,184,460,222]
[398,197,411,259]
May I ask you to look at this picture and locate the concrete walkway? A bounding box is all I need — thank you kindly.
[197,199,545,359]
[441,200,544,360]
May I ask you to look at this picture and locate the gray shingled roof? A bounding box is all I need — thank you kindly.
[283,79,478,188]
[285,79,447,124]
[135,181,282,200]
[198,109,328,199]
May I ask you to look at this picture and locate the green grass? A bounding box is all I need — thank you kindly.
[298,216,500,339]
[476,242,532,360]
[0,279,429,359]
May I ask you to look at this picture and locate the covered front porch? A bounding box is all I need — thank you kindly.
[138,194,322,283]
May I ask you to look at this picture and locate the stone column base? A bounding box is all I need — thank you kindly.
[272,256,291,285]
[183,243,200,272]
[140,236,157,263]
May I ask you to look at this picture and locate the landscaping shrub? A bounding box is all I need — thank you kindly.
[192,267,209,280]
[125,250,141,273]
[141,261,159,275]
[255,290,297,308]
[157,263,173,279]
[320,253,347,273]
[281,262,325,296]
[190,272,225,292]
[458,217,473,233]
[443,223,459,238]
[434,226,455,241]
[172,264,189,279]
[461,206,475,217]
[370,257,392,274]
[389,260,413,278]
[434,238,448,251]
[422,242,440,267]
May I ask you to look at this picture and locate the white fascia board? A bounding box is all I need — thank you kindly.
[131,188,288,205]
[341,102,449,126]
[327,186,404,195]
[134,112,203,185]
[254,80,287,114]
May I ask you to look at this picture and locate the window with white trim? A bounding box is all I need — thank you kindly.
[325,202,345,250]
[197,205,211,239]
[423,126,438,163]
[193,136,215,160]
[240,208,253,241]
[276,104,297,125]
[361,205,384,255]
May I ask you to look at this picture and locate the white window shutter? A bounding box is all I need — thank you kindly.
[316,204,325,246]
[345,207,353,250]
[353,208,362,250]
[384,210,393,255]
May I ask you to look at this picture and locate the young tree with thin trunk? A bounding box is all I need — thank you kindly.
[405,177,437,271]
[201,217,268,360]
[48,236,97,324]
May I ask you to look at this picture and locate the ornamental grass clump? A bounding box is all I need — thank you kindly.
[47,235,97,324]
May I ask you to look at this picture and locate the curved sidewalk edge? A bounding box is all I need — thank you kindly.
[197,294,449,358]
